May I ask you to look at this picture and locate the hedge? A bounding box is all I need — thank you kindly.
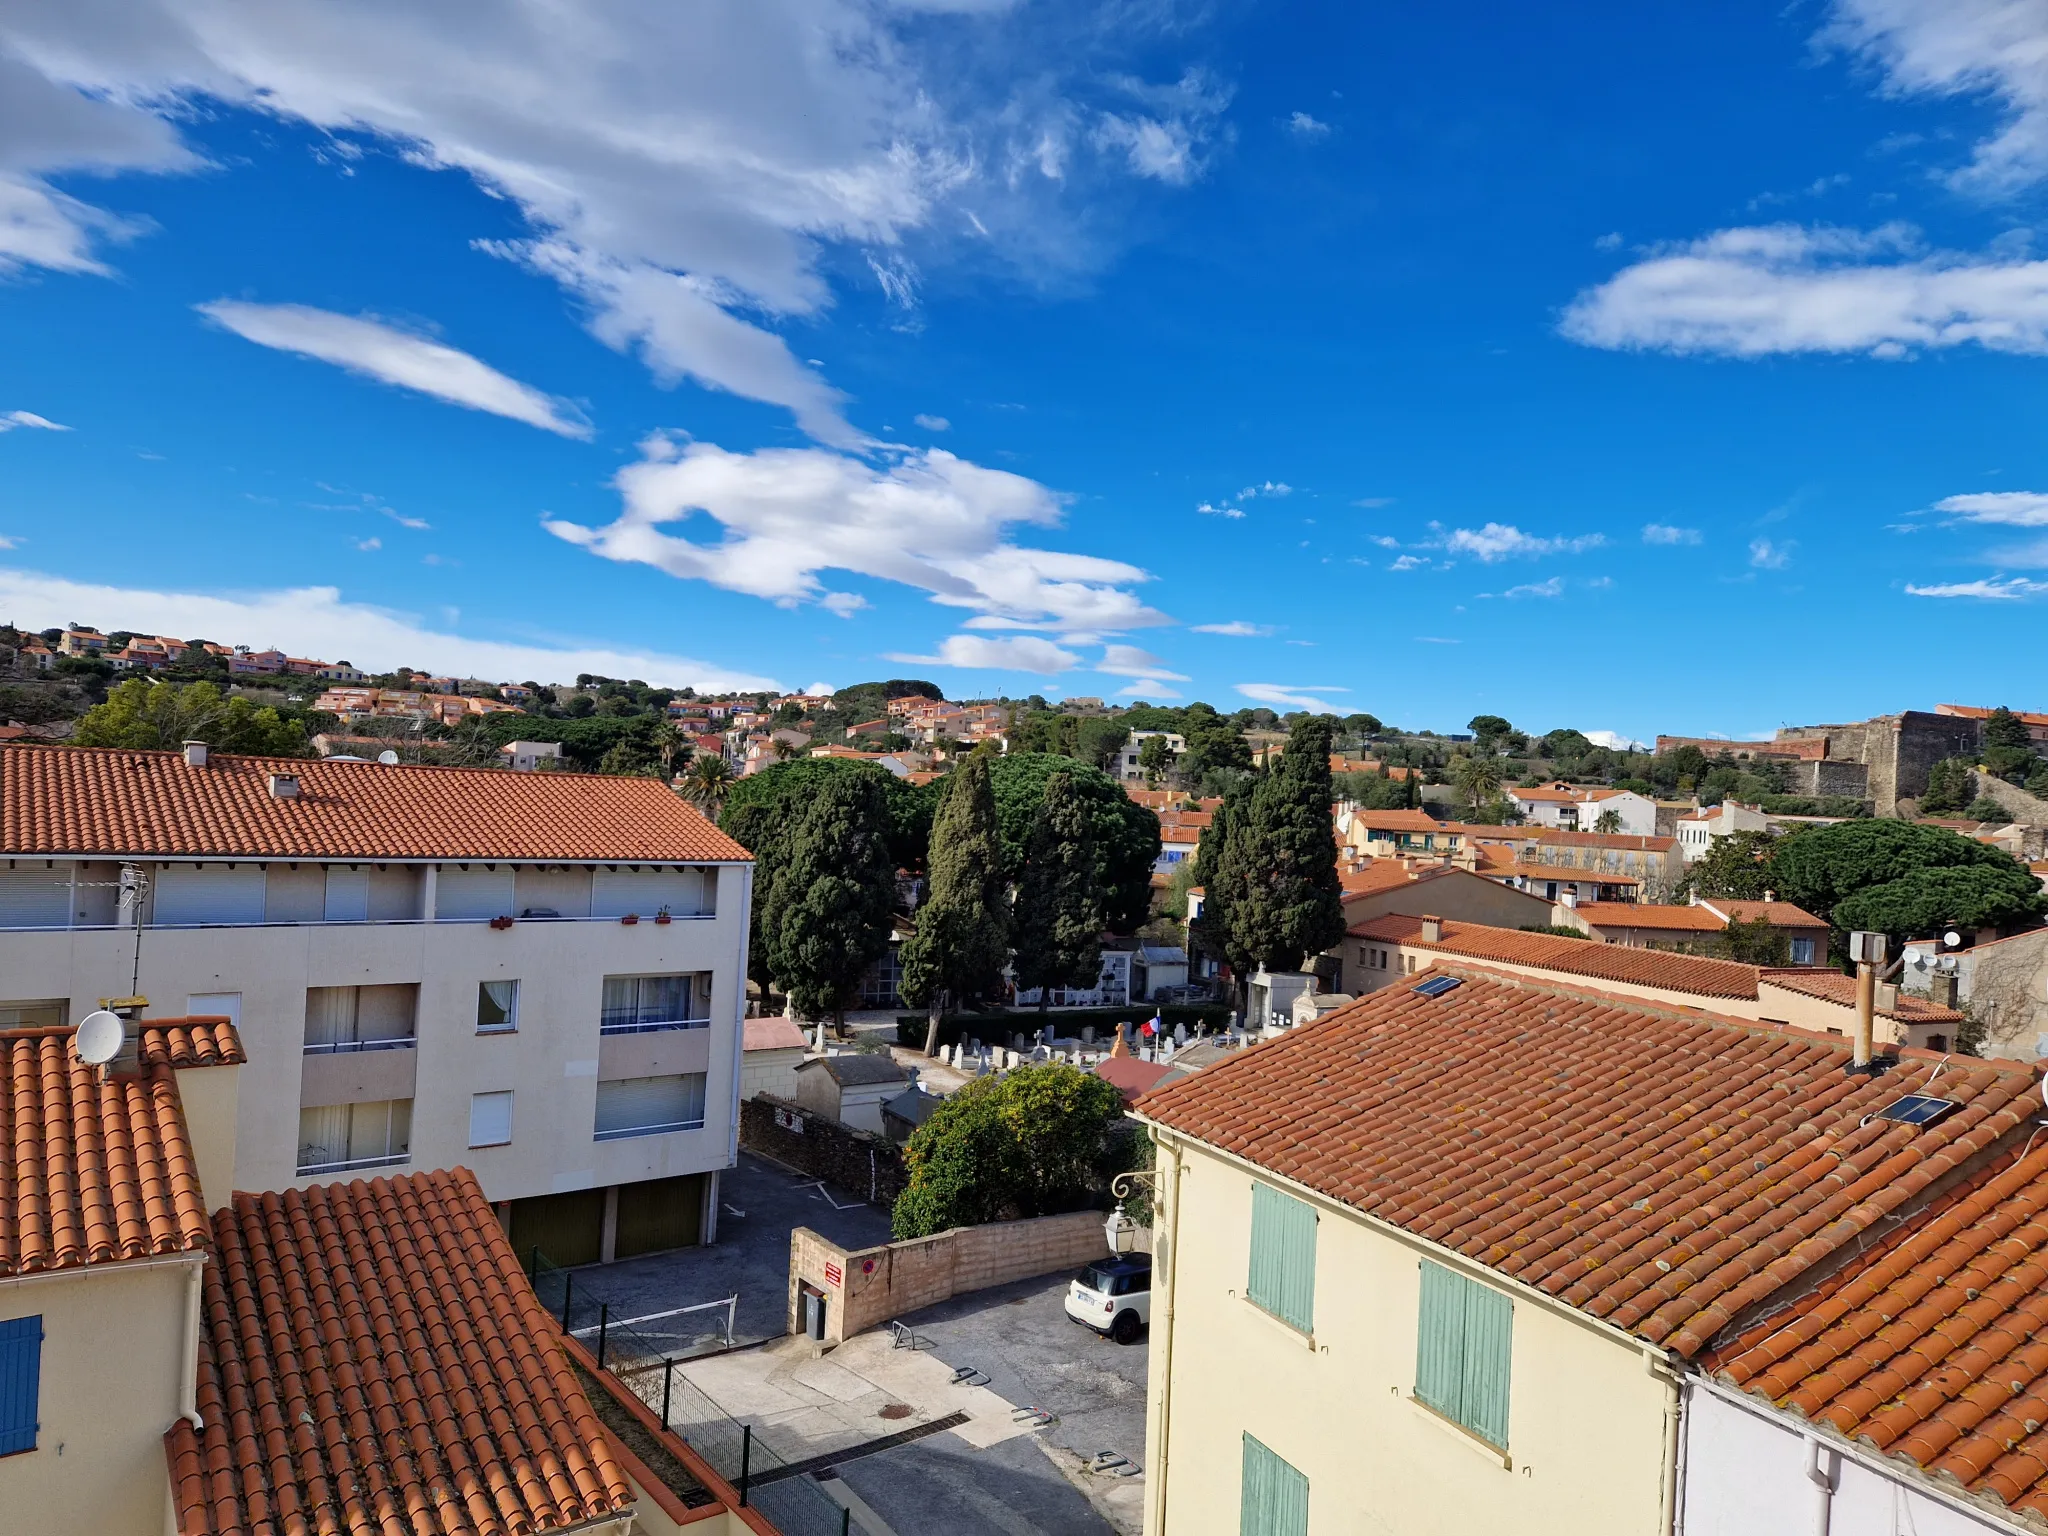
[896,1003,1230,1051]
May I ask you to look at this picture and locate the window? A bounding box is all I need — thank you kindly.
[477,980,519,1033]
[296,1099,412,1176]
[1414,1260,1513,1448]
[469,1091,513,1148]
[303,985,416,1053]
[594,1073,708,1140]
[1247,1182,1316,1333]
[600,974,709,1034]
[1790,937,1816,966]
[0,1315,40,1456]
[1239,1433,1308,1536]
[0,1000,65,1030]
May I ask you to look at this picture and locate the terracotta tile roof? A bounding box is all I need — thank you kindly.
[167,1169,633,1536]
[1349,913,1762,999]
[1574,902,1726,933]
[1709,1144,2048,1523]
[1136,968,2042,1356]
[1503,860,1643,886]
[139,1016,249,1068]
[1347,809,1447,833]
[743,1016,810,1052]
[1508,784,1593,803]
[1758,969,1967,1024]
[1341,860,1427,897]
[1532,829,1680,854]
[2,745,750,862]
[1700,898,1827,929]
[0,1025,214,1277]
[1093,1055,1172,1105]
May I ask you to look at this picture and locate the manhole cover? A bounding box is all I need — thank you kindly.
[878,1403,914,1420]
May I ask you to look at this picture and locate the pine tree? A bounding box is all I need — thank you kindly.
[901,749,1011,1052]
[764,771,898,1026]
[1233,715,1346,973]
[1011,772,1106,1010]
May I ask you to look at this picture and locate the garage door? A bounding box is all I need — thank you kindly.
[614,1173,705,1259]
[507,1188,606,1269]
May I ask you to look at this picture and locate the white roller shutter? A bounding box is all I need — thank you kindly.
[323,866,370,922]
[154,865,267,927]
[0,866,70,929]
[594,1073,707,1138]
[434,865,515,921]
[469,1091,513,1148]
[590,867,706,919]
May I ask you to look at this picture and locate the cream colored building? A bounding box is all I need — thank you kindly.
[0,745,754,1267]
[1132,964,2037,1536]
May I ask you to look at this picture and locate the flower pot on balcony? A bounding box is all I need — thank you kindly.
[489,915,515,930]
[621,913,640,925]
[655,911,672,925]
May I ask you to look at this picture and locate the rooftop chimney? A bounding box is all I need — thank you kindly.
[1932,971,1959,1009]
[1420,914,1443,944]
[267,772,300,800]
[1764,888,1776,904]
[182,740,208,768]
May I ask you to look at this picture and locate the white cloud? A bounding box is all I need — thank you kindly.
[1642,522,1701,545]
[1196,501,1245,519]
[1388,554,1426,571]
[1750,537,1794,569]
[1561,223,2048,358]
[1234,682,1347,711]
[1906,576,2048,598]
[1353,496,1395,508]
[0,564,775,690]
[1442,523,1606,561]
[804,680,834,695]
[884,633,1078,673]
[197,301,591,438]
[1097,643,1189,681]
[1190,620,1272,636]
[1238,481,1292,500]
[1118,680,1181,698]
[0,536,19,550]
[1503,577,1564,598]
[1286,112,1331,139]
[549,433,1165,631]
[0,410,69,433]
[1584,729,1646,751]
[1825,0,2048,192]
[914,413,951,432]
[1414,636,1459,644]
[1935,490,2048,526]
[352,536,381,552]
[0,2,1227,442]
[1368,535,1400,548]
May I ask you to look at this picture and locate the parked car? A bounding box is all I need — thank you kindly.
[1064,1253,1151,1344]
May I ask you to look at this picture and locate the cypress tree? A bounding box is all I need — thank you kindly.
[1190,782,1254,1007]
[901,749,1011,1053]
[1011,771,1105,1011]
[765,770,898,1026]
[1233,715,1346,972]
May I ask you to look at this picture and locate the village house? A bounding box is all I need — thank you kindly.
[1489,827,1684,904]
[1675,799,1771,861]
[1507,781,1658,836]
[792,1052,910,1134]
[1132,967,2039,1536]
[1337,807,1464,859]
[1901,927,2048,1060]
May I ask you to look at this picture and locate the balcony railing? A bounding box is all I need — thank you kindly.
[303,1036,418,1055]
[294,1150,410,1176]
[593,1116,706,1142]
[0,911,720,934]
[598,1012,712,1036]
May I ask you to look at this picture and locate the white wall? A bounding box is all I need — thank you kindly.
[1682,1379,2012,1536]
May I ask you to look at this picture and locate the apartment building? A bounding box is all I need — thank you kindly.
[1506,781,1657,836]
[1132,968,2040,1536]
[0,743,754,1267]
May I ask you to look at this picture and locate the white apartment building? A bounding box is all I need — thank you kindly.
[0,742,754,1268]
[1674,799,1770,862]
[1115,729,1185,782]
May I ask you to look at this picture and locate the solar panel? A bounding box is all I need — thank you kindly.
[1874,1094,1960,1128]
[1412,976,1463,998]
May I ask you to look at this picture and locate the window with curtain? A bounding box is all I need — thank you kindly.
[295,1099,412,1175]
[598,973,707,1033]
[303,985,417,1052]
[593,1073,707,1140]
[477,980,519,1033]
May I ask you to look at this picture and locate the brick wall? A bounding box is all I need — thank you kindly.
[787,1210,1148,1344]
[740,1093,906,1205]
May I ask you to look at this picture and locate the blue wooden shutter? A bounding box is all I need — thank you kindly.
[1247,1183,1317,1333]
[1240,1432,1309,1536]
[1414,1260,1465,1419]
[1459,1278,1513,1447]
[0,1315,42,1455]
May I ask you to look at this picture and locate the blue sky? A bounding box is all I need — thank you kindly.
[5,1,2048,743]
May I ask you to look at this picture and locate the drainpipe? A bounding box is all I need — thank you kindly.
[1147,1135,1185,1536]
[1650,1348,1682,1536]
[1805,1435,1836,1536]
[180,1256,205,1428]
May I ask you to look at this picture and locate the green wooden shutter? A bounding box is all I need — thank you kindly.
[1414,1259,1465,1419]
[1248,1183,1317,1333]
[1240,1432,1310,1536]
[1459,1278,1513,1447]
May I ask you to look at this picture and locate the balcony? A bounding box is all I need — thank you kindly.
[301,1042,418,1110]
[599,1008,712,1036]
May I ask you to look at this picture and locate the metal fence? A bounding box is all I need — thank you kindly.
[531,1253,869,1536]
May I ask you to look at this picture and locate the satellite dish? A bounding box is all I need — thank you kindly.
[74,1010,125,1066]
[377,750,400,766]
[1944,929,1964,948]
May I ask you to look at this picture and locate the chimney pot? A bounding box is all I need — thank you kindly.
[267,772,300,800]
[1932,972,1959,1008]
[182,740,208,768]
[1764,888,1776,904]
[1420,914,1443,944]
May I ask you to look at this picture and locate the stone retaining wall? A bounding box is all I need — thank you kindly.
[739,1093,907,1205]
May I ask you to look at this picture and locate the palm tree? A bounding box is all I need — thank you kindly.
[1593,807,1623,835]
[650,719,690,779]
[683,752,736,815]
[1452,754,1503,818]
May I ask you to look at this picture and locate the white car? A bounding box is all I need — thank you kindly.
[1064,1254,1151,1344]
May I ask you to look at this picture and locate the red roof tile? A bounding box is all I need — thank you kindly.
[138,1016,248,1069]
[1348,914,1762,998]
[1701,899,1828,930]
[1347,809,1448,833]
[2,745,750,862]
[1574,902,1726,933]
[0,1025,215,1277]
[1710,1144,2048,1523]
[1758,969,1966,1024]
[167,1169,634,1536]
[1532,829,1680,853]
[744,1017,809,1052]
[1093,1055,1172,1105]
[1136,968,2042,1356]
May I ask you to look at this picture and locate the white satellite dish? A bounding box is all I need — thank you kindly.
[74,1010,125,1067]
[1944,929,1965,948]
[377,750,400,766]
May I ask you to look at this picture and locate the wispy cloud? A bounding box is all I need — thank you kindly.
[1388,554,1427,572]
[198,301,592,438]
[1906,576,2048,599]
[1642,522,1701,545]
[1118,681,1182,698]
[1935,491,2048,526]
[1235,682,1347,711]
[1442,523,1606,562]
[1749,537,1793,569]
[1352,497,1395,509]
[1414,636,1460,644]
[352,536,381,552]
[1239,481,1292,500]
[913,413,951,432]
[1097,643,1189,681]
[1503,576,1564,599]
[1286,112,1331,140]
[1196,501,1246,519]
[884,634,1079,673]
[0,410,71,433]
[1190,620,1272,636]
